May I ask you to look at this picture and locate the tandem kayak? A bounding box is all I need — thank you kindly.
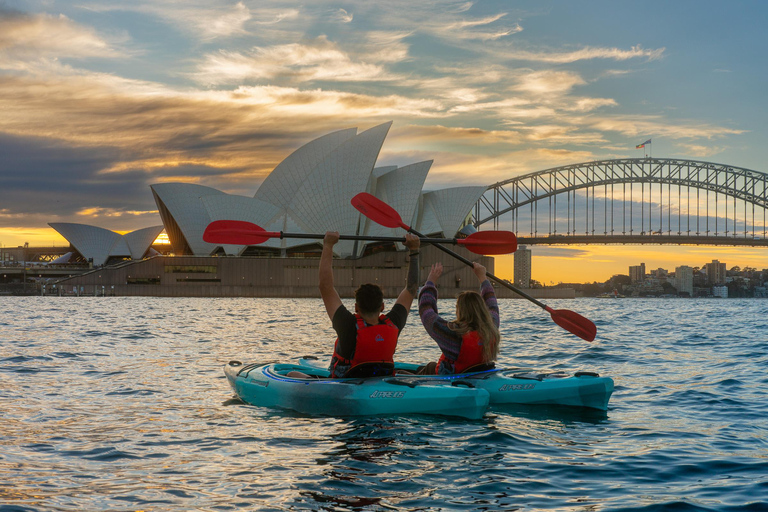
[298,357,614,411]
[224,360,490,420]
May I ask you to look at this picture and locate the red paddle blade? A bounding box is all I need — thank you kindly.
[547,308,597,341]
[459,231,517,255]
[351,193,409,229]
[203,220,276,245]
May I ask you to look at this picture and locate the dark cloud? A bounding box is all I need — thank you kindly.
[0,134,152,224]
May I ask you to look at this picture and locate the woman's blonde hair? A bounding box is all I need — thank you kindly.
[448,291,500,362]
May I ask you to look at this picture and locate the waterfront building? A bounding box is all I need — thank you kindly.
[675,266,694,297]
[712,285,728,298]
[514,245,532,288]
[629,263,646,283]
[705,260,727,285]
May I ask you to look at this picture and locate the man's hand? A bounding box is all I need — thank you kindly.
[404,233,420,252]
[324,231,340,246]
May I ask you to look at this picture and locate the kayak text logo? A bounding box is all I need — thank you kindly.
[498,383,536,391]
[370,390,406,398]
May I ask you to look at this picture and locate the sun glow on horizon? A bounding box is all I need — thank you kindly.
[495,244,768,285]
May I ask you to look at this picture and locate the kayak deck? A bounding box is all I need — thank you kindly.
[298,357,614,411]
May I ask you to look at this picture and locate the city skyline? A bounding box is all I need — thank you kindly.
[2,1,767,284]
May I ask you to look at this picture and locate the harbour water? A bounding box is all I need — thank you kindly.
[1,296,766,511]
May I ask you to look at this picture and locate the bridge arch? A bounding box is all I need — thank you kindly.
[474,158,768,246]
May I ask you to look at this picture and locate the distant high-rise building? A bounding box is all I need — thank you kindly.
[705,260,727,285]
[514,245,532,288]
[629,263,646,283]
[675,265,694,296]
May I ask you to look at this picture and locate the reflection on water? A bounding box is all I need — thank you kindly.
[1,296,766,511]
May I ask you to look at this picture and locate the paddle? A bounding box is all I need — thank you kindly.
[351,192,597,341]
[203,219,518,255]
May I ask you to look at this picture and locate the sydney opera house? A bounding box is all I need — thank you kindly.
[53,122,498,297]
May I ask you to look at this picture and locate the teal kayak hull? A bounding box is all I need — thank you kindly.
[225,360,490,420]
[298,357,614,411]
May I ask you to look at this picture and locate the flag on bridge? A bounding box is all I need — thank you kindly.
[636,139,652,149]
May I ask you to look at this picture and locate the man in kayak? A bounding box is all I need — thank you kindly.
[320,231,420,378]
[416,261,500,375]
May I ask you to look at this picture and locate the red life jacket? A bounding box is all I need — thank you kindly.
[436,330,485,374]
[331,315,398,378]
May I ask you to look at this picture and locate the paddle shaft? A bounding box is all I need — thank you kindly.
[266,231,470,245]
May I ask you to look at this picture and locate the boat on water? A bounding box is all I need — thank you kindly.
[298,357,614,411]
[224,357,613,419]
[224,360,490,419]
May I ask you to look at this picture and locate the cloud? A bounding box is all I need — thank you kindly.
[390,124,523,145]
[251,7,299,26]
[443,13,522,40]
[448,12,507,29]
[503,44,665,63]
[203,1,252,38]
[585,115,746,140]
[518,125,609,144]
[0,9,121,66]
[514,70,586,95]
[76,207,158,217]
[397,146,596,189]
[530,246,592,258]
[676,143,725,158]
[82,1,258,39]
[193,37,399,85]
[335,9,353,23]
[450,2,475,14]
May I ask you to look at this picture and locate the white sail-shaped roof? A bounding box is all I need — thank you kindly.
[124,226,165,259]
[419,186,487,238]
[49,223,123,266]
[151,183,225,256]
[287,122,392,257]
[362,161,432,253]
[49,222,163,266]
[254,128,357,208]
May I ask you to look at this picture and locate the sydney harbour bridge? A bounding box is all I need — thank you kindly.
[473,158,768,247]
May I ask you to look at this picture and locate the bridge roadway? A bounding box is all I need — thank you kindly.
[515,234,768,246]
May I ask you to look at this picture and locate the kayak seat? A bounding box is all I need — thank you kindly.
[344,362,395,378]
[463,362,496,373]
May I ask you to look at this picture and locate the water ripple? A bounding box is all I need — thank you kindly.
[0,297,766,511]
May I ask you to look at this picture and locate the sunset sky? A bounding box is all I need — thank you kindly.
[1,1,766,283]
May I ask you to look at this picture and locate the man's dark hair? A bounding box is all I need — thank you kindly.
[355,283,384,315]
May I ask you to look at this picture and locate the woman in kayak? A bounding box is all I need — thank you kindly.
[417,261,500,375]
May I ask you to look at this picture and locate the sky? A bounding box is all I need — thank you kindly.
[1,0,767,283]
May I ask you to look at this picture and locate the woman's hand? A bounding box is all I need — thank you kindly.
[472,262,487,282]
[427,262,443,283]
